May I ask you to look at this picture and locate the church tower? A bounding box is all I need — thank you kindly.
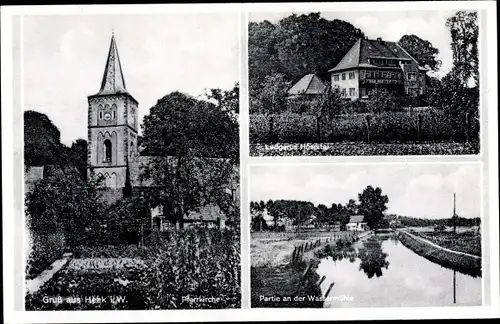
[87,34,138,189]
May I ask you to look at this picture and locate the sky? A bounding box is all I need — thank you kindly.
[23,14,240,146]
[250,164,481,219]
[250,10,463,79]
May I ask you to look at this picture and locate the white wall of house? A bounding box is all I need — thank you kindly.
[331,69,359,100]
[347,222,368,231]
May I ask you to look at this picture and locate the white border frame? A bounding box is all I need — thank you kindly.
[2,1,498,322]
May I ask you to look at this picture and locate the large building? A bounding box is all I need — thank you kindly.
[86,34,239,229]
[329,37,428,100]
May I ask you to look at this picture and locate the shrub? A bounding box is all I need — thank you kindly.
[249,109,478,144]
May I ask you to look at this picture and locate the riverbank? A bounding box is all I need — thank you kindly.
[251,231,371,308]
[398,231,481,277]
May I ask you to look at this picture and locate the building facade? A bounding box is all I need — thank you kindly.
[347,215,368,231]
[329,37,428,100]
[86,35,239,228]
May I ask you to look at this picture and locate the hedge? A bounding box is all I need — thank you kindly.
[249,109,479,144]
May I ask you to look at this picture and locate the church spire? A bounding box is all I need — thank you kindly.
[98,34,127,95]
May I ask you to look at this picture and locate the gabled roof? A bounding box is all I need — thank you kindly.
[349,215,365,223]
[96,35,128,96]
[287,74,327,95]
[329,38,426,72]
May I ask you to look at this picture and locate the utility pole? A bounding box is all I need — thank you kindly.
[453,193,457,233]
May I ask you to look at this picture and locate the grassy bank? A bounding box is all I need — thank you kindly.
[412,230,481,257]
[398,231,481,277]
[251,260,323,308]
[251,231,365,308]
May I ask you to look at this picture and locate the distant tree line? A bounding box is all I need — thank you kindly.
[398,215,480,228]
[250,185,389,232]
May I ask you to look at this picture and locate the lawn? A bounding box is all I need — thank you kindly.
[413,230,481,257]
[25,227,241,310]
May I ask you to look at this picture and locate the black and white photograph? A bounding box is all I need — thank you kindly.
[1,1,498,323]
[22,13,241,310]
[250,163,482,308]
[248,10,481,156]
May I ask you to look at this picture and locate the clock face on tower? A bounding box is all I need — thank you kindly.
[104,112,111,121]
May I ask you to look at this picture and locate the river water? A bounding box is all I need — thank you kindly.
[316,234,481,307]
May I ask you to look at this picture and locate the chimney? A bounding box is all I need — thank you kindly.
[377,37,382,43]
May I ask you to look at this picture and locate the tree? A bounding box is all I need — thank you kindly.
[252,73,291,114]
[439,68,479,116]
[366,88,399,113]
[24,110,67,169]
[141,92,239,229]
[69,139,88,181]
[346,199,358,214]
[25,168,105,249]
[205,83,240,114]
[446,11,479,87]
[249,13,364,100]
[357,186,389,230]
[398,34,442,71]
[312,85,343,118]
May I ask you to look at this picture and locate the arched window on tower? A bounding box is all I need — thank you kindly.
[103,139,112,163]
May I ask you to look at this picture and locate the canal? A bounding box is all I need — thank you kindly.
[316,234,481,307]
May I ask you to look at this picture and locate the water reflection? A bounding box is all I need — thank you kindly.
[357,237,390,279]
[315,234,482,307]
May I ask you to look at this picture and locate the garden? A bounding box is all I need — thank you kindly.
[25,227,241,310]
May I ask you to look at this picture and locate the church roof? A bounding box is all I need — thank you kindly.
[287,74,327,96]
[329,38,426,72]
[96,34,128,96]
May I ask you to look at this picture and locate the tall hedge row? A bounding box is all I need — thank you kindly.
[249,110,479,144]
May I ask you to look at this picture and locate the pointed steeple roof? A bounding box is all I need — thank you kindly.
[97,34,128,95]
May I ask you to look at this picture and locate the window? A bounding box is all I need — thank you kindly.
[341,88,347,96]
[333,74,339,81]
[349,72,355,80]
[231,188,237,202]
[342,73,346,80]
[349,88,355,96]
[382,72,387,78]
[390,72,395,78]
[112,111,116,119]
[103,139,112,163]
[99,111,103,120]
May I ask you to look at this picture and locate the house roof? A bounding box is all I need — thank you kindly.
[287,74,327,95]
[329,38,426,72]
[95,35,128,96]
[349,215,365,223]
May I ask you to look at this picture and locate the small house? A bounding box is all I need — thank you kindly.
[287,74,327,99]
[347,215,368,231]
